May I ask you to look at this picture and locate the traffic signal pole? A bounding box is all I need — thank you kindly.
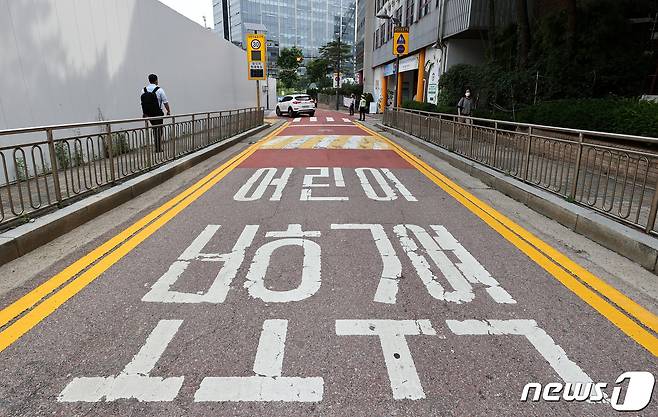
[393,55,400,108]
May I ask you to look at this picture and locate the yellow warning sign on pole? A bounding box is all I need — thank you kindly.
[393,27,409,56]
[246,33,267,80]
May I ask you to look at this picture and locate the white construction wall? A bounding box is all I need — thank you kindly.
[0,0,257,132]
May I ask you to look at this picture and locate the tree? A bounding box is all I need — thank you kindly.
[488,0,496,61]
[306,58,331,87]
[319,40,352,75]
[565,0,577,55]
[277,47,304,89]
[516,0,531,68]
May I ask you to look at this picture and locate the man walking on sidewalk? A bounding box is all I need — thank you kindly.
[141,74,171,153]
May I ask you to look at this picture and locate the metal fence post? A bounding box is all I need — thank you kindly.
[144,120,152,168]
[438,115,443,146]
[207,112,212,145]
[492,122,499,167]
[522,126,533,181]
[219,112,224,140]
[171,116,176,158]
[468,118,474,158]
[646,176,658,233]
[569,132,585,200]
[451,117,456,152]
[105,123,116,183]
[191,114,196,150]
[46,128,63,203]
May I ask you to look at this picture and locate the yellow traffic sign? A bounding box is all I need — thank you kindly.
[246,33,267,80]
[393,27,409,56]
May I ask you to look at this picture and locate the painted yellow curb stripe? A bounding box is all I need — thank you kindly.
[358,123,658,356]
[0,123,288,352]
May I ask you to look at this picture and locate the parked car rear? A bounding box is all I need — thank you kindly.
[276,94,315,117]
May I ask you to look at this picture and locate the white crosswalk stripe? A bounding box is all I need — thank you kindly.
[263,136,292,147]
[283,136,313,149]
[315,136,339,149]
[326,117,334,122]
[344,136,363,149]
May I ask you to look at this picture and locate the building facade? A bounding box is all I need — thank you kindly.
[214,0,357,76]
[366,0,517,112]
[356,0,375,95]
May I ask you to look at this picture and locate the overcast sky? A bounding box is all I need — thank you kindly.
[158,0,214,28]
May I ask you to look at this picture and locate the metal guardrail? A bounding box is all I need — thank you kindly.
[0,108,264,229]
[384,107,658,235]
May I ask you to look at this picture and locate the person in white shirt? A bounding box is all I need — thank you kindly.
[141,74,171,152]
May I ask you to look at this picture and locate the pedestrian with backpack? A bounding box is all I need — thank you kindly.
[141,74,171,153]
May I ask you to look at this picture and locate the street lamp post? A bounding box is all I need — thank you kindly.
[336,30,341,111]
[377,15,402,109]
[335,0,343,111]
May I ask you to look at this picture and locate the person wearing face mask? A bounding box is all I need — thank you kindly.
[457,88,474,122]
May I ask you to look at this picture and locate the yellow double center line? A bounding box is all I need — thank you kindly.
[0,123,288,352]
[358,122,658,356]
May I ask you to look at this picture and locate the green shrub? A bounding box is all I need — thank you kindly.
[112,132,131,155]
[401,100,459,115]
[516,99,658,137]
[55,142,70,169]
[402,100,438,113]
[306,88,318,99]
[15,155,27,181]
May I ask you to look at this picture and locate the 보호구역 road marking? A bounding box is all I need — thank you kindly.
[142,225,259,304]
[293,118,301,122]
[343,118,351,123]
[336,320,437,400]
[58,320,185,402]
[194,319,324,402]
[357,122,658,356]
[447,319,593,386]
[310,117,318,122]
[244,225,322,303]
[326,117,334,122]
[0,123,289,352]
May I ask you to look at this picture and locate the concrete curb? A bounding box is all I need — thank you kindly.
[0,124,272,266]
[375,123,658,274]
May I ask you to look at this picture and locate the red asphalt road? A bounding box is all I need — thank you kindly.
[0,109,657,416]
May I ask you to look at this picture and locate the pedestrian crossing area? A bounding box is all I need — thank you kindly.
[291,117,352,123]
[261,135,391,150]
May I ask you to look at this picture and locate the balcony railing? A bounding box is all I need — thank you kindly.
[0,108,264,230]
[384,107,658,235]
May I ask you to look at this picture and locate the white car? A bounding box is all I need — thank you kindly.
[276,94,315,117]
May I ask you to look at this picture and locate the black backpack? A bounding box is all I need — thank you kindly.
[141,87,164,117]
